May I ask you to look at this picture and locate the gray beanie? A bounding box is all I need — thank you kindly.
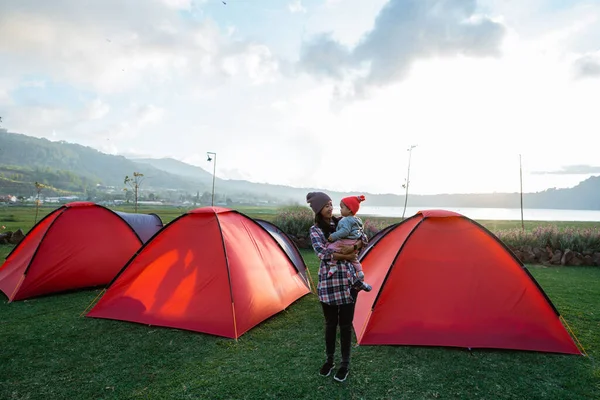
[306,192,332,214]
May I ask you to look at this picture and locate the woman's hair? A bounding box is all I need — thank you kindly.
[315,213,339,238]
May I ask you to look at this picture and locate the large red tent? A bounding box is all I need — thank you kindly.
[0,202,163,301]
[354,210,580,354]
[86,207,310,339]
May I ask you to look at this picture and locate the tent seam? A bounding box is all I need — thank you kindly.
[213,209,238,339]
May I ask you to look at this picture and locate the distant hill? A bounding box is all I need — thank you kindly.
[131,157,324,201]
[399,182,600,210]
[1,129,599,209]
[0,129,207,193]
[133,157,214,183]
[138,158,600,210]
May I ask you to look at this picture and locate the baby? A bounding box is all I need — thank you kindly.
[327,195,372,292]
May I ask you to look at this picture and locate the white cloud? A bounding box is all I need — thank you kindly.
[299,0,506,99]
[0,1,280,94]
[243,45,280,84]
[86,99,110,120]
[288,0,307,14]
[0,78,16,106]
[573,52,600,79]
[325,0,343,7]
[1,0,599,197]
[219,43,280,84]
[270,100,288,111]
[304,0,388,47]
[97,104,166,142]
[136,105,164,126]
[8,106,74,137]
[161,0,193,10]
[20,80,46,88]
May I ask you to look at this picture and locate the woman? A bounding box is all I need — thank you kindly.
[306,191,368,383]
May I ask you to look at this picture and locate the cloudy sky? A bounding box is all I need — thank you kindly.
[1,0,599,195]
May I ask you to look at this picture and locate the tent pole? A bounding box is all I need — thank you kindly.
[231,301,239,340]
[560,315,588,357]
[306,268,316,294]
[80,289,106,317]
[9,274,26,302]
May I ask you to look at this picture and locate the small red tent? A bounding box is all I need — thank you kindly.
[86,207,310,339]
[354,210,580,354]
[0,202,162,301]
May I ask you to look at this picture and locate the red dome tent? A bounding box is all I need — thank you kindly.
[86,207,311,339]
[354,210,580,354]
[0,202,163,302]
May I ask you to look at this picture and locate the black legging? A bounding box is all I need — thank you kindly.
[321,290,357,368]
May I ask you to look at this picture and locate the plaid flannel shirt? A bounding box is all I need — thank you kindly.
[309,221,368,305]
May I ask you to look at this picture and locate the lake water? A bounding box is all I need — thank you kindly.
[352,206,600,222]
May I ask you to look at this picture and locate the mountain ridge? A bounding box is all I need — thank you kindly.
[1,129,599,209]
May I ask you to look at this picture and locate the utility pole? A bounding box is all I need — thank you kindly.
[402,145,417,219]
[520,154,524,231]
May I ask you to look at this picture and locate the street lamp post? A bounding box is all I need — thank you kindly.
[206,152,217,207]
[401,145,417,219]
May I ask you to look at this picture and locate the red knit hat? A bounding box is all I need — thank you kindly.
[341,195,365,215]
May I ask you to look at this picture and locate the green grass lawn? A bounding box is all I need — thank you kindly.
[0,244,599,399]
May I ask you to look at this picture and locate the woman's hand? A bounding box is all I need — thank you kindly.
[340,241,361,254]
[333,252,358,261]
[339,245,355,254]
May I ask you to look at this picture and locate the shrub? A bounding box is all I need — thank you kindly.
[273,206,398,242]
[494,226,600,253]
[273,206,314,238]
[272,206,600,254]
[272,204,600,255]
[494,228,538,249]
[363,218,395,240]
